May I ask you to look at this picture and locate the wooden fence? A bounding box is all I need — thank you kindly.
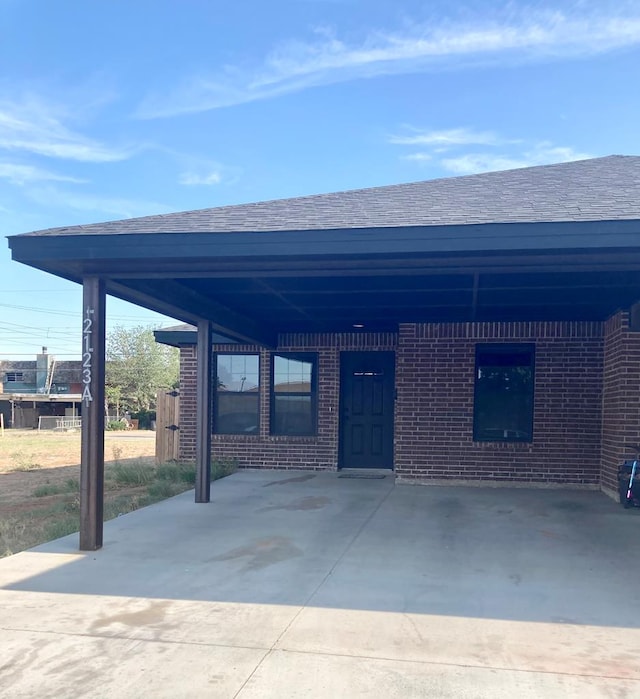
[155,389,180,463]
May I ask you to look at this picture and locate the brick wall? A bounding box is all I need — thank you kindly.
[601,311,640,494]
[177,320,637,487]
[394,321,604,485]
[178,333,397,469]
[178,346,197,461]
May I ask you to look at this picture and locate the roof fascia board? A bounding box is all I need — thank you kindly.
[11,243,640,283]
[9,220,640,265]
[105,250,640,277]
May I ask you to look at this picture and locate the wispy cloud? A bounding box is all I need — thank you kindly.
[440,144,593,174]
[27,185,171,219]
[390,127,507,148]
[178,170,223,186]
[403,153,433,163]
[136,3,640,118]
[0,98,135,162]
[0,162,86,185]
[392,127,593,174]
[156,147,241,187]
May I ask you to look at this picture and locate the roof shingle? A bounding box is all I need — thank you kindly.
[17,155,640,237]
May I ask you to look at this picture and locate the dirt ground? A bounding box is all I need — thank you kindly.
[0,430,205,557]
[0,430,155,515]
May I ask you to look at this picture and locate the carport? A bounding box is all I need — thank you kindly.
[1,471,639,696]
[7,155,640,550]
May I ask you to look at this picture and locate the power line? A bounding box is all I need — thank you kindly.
[0,289,78,293]
[0,351,80,359]
[0,322,78,336]
[0,302,172,321]
[0,302,79,317]
[0,334,77,343]
[0,301,174,320]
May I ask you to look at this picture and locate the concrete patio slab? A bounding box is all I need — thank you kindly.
[3,627,265,698]
[1,470,639,698]
[239,649,640,699]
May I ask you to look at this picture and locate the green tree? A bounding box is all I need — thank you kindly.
[105,385,123,419]
[105,326,179,414]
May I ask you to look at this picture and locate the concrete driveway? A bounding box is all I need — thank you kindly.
[1,471,639,698]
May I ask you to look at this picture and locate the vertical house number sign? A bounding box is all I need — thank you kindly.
[82,306,94,405]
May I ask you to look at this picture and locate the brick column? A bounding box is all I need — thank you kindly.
[601,311,640,495]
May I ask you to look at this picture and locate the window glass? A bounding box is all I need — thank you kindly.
[216,354,259,392]
[214,354,259,434]
[271,354,316,436]
[473,345,534,442]
[273,355,312,393]
[216,393,259,434]
[273,395,313,435]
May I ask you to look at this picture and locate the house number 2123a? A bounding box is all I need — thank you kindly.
[82,307,94,405]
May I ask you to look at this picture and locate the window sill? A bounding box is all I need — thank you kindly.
[212,433,318,443]
[473,440,533,448]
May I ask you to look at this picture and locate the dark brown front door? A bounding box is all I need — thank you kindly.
[339,351,395,469]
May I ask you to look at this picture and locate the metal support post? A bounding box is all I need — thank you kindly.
[195,319,212,502]
[79,277,106,550]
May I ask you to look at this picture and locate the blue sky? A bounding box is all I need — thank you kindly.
[1,0,639,356]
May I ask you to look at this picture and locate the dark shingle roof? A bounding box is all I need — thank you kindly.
[18,156,640,237]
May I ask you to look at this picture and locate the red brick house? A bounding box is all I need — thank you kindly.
[8,155,640,548]
[156,312,634,498]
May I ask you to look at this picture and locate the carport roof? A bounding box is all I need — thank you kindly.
[8,156,640,346]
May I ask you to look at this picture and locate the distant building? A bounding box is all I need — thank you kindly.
[0,347,82,428]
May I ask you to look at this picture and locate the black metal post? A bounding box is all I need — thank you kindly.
[79,277,106,550]
[195,319,212,502]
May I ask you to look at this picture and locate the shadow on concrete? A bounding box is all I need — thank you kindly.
[2,471,640,627]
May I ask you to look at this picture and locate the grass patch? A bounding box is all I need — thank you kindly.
[103,494,153,520]
[156,461,196,484]
[44,516,80,542]
[147,481,184,499]
[66,477,80,491]
[212,458,237,480]
[33,478,79,498]
[106,420,128,431]
[2,456,237,558]
[33,483,66,497]
[0,516,33,557]
[109,460,156,486]
[0,502,80,557]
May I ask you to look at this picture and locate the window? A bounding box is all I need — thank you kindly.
[214,354,259,434]
[6,372,23,382]
[473,344,534,442]
[271,353,317,435]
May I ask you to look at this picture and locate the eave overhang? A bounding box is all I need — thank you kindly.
[9,219,640,347]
